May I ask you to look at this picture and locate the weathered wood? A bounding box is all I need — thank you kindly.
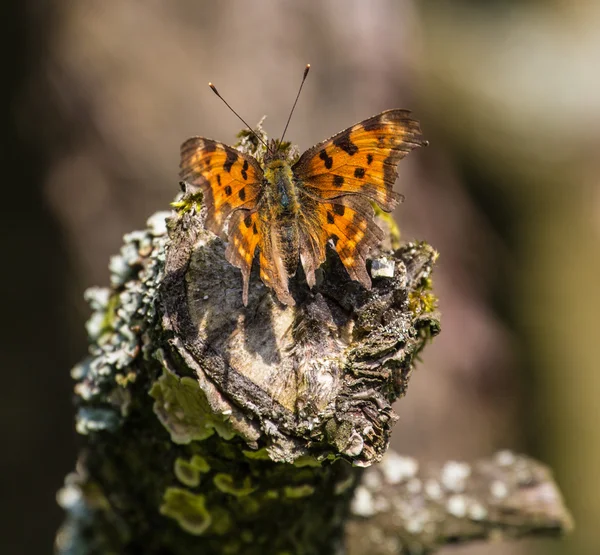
[56,199,441,554]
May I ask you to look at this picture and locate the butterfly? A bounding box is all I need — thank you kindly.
[180,75,426,306]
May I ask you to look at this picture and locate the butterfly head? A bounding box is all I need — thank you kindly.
[263,139,294,162]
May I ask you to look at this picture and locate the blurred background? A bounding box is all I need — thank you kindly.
[2,1,598,553]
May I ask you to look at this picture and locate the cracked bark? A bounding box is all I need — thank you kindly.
[55,195,571,554]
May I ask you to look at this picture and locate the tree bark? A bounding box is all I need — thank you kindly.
[55,196,570,554]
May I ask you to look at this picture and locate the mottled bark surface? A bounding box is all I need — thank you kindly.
[55,188,570,554]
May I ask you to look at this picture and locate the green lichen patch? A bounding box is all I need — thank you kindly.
[160,488,212,535]
[283,484,316,498]
[150,366,235,444]
[242,448,272,461]
[209,506,233,535]
[408,276,438,317]
[114,371,137,387]
[293,455,323,468]
[213,473,257,497]
[174,455,211,487]
[171,192,203,215]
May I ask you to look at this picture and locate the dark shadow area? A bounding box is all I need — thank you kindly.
[0,2,82,553]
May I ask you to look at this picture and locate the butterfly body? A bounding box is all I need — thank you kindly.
[180,109,427,306]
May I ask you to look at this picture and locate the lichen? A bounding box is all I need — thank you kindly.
[149,365,235,444]
[293,455,323,468]
[441,461,471,492]
[213,473,257,497]
[242,448,272,461]
[72,212,170,434]
[209,506,233,535]
[75,407,121,435]
[171,191,203,215]
[174,455,211,487]
[55,472,129,554]
[283,485,316,498]
[159,488,212,535]
[380,452,419,485]
[408,276,438,316]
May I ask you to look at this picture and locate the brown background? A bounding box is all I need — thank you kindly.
[2,1,599,554]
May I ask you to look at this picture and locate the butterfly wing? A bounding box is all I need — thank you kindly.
[180,138,264,237]
[180,138,264,303]
[293,109,426,288]
[298,194,383,288]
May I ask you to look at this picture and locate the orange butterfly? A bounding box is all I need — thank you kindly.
[180,71,426,306]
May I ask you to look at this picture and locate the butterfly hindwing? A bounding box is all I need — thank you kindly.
[299,195,383,289]
[180,138,263,237]
[224,210,262,305]
[293,109,426,211]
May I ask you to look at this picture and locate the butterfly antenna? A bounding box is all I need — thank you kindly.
[209,83,269,150]
[279,64,310,145]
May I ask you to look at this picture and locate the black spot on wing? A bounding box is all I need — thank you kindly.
[333,204,345,216]
[252,223,258,234]
[333,175,344,187]
[327,211,335,225]
[241,159,249,180]
[367,153,373,165]
[216,174,221,186]
[239,188,246,201]
[362,119,382,132]
[354,167,365,179]
[333,132,358,156]
[319,149,333,169]
[224,150,238,173]
[225,185,232,196]
[330,233,339,246]
[244,214,252,228]
[203,142,217,154]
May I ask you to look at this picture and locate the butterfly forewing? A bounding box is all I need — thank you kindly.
[180,138,263,237]
[293,109,426,211]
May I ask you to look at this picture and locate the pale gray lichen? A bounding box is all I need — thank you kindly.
[468,501,488,521]
[406,478,422,494]
[362,469,383,491]
[446,494,468,518]
[424,480,443,501]
[441,461,471,493]
[75,407,122,435]
[490,480,509,499]
[380,452,419,485]
[495,450,517,466]
[55,472,129,554]
[351,486,377,517]
[72,212,170,434]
